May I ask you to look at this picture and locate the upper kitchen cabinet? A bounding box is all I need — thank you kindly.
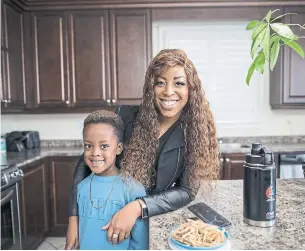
[270,7,305,108]
[67,10,110,108]
[30,11,70,109]
[110,9,151,105]
[1,1,26,113]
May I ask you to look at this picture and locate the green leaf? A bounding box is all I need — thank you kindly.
[264,10,272,22]
[251,28,266,58]
[254,51,266,74]
[270,38,280,71]
[270,23,296,40]
[263,26,270,61]
[252,22,267,40]
[246,20,259,30]
[280,37,305,58]
[246,61,256,85]
[270,34,280,46]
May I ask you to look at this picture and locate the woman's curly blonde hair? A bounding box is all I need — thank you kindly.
[121,49,220,193]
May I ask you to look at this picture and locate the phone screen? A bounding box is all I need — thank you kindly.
[188,202,232,229]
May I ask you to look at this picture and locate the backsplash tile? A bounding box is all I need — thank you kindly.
[40,140,83,148]
[220,135,305,144]
[40,136,305,148]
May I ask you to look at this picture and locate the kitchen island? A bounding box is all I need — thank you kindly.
[150,179,305,250]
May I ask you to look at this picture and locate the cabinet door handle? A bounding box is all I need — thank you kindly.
[106,99,111,104]
[7,99,11,103]
[225,158,230,162]
[65,100,70,105]
[112,99,116,104]
[2,100,8,107]
[220,158,224,162]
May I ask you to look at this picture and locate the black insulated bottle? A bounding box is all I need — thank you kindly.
[243,143,276,227]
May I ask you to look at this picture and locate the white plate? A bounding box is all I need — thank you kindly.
[168,238,231,250]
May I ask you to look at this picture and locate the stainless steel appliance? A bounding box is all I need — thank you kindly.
[1,165,24,250]
[279,153,305,179]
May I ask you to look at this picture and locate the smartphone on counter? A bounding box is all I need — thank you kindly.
[188,202,232,230]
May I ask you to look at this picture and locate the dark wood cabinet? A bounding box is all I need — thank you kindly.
[26,8,151,112]
[222,153,245,180]
[19,159,50,250]
[31,11,69,109]
[1,1,26,112]
[49,156,79,235]
[221,152,280,180]
[68,10,111,108]
[270,7,305,108]
[110,9,151,105]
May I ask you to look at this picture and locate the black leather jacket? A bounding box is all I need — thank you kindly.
[68,106,198,217]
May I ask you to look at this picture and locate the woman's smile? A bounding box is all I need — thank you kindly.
[159,98,180,108]
[154,66,189,120]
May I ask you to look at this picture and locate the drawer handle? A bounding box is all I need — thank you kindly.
[1,190,15,206]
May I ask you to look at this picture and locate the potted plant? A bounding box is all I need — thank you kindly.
[246,9,305,85]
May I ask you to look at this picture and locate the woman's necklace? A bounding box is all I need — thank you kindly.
[89,173,120,209]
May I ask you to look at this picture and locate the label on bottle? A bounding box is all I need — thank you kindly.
[266,186,275,202]
[266,211,275,220]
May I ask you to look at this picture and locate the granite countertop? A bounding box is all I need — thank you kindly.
[219,143,305,154]
[4,142,305,169]
[150,179,305,250]
[4,147,83,168]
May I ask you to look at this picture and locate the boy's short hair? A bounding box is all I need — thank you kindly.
[83,110,124,142]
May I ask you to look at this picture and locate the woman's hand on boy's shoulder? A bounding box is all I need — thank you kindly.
[102,201,142,245]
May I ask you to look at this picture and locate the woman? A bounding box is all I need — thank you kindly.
[65,49,220,249]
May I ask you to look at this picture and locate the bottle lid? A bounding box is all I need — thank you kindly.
[245,143,274,166]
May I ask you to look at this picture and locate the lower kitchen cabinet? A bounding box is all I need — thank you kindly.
[48,156,79,236]
[221,153,245,180]
[19,158,50,250]
[221,153,280,180]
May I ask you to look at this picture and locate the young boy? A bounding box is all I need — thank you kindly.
[77,110,149,250]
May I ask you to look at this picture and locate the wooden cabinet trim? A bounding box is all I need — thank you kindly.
[10,0,305,11]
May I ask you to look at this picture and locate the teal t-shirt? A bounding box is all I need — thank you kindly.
[77,173,149,250]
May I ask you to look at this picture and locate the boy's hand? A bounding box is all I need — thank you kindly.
[102,201,142,245]
[65,216,79,250]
